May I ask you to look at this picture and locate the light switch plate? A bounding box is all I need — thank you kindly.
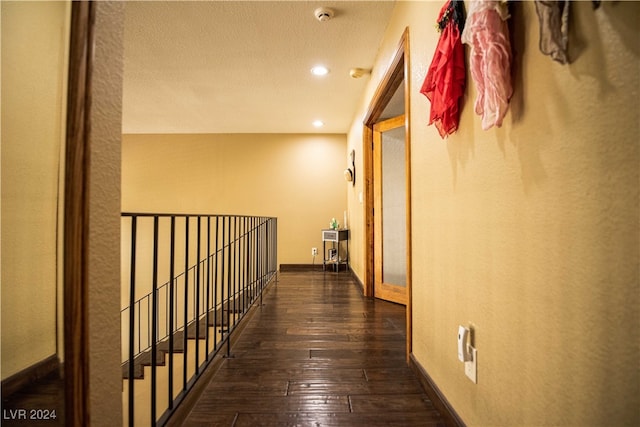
[465,346,477,384]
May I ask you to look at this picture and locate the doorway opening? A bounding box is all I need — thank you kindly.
[362,28,412,358]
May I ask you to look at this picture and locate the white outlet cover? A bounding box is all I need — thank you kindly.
[465,346,477,384]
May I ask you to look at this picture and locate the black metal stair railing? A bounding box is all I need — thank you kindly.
[121,213,278,427]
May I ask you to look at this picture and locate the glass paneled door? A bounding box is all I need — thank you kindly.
[373,115,408,305]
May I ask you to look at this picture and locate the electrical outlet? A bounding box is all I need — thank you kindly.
[465,346,477,384]
[312,247,318,256]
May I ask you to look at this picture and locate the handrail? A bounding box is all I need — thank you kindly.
[121,213,278,426]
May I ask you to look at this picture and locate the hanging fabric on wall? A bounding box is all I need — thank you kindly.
[534,0,570,64]
[534,1,602,64]
[461,0,513,130]
[420,0,466,139]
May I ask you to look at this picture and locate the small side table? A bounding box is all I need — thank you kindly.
[322,229,349,272]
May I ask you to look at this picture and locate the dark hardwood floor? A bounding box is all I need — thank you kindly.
[1,371,64,426]
[178,271,445,427]
[1,271,445,426]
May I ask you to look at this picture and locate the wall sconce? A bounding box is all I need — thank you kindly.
[344,149,356,186]
[349,68,371,79]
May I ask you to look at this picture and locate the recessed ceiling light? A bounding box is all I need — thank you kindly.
[312,120,324,128]
[311,66,329,76]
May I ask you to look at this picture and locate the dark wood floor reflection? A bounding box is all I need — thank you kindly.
[1,371,64,427]
[180,271,445,427]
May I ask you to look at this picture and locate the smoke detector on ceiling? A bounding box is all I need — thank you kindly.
[314,7,335,22]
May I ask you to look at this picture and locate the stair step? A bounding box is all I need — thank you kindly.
[122,288,260,380]
[122,309,244,379]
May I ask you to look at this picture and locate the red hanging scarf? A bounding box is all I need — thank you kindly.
[421,0,466,139]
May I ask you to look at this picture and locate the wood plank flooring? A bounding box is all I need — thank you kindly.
[177,271,445,427]
[1,371,65,426]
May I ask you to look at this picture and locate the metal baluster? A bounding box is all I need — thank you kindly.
[122,213,277,425]
[183,216,189,390]
[214,216,219,350]
[233,216,238,321]
[221,216,226,338]
[195,217,201,373]
[225,216,232,357]
[205,216,211,359]
[244,217,249,311]
[238,218,242,313]
[274,219,278,282]
[168,216,175,409]
[259,219,263,306]
[127,215,137,427]
[151,216,159,426]
[248,218,253,302]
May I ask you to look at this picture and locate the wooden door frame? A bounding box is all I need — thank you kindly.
[362,27,412,358]
[64,2,94,425]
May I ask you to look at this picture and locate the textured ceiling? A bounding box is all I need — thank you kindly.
[122,1,396,134]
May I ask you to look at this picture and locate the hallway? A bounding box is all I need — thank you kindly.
[173,271,445,426]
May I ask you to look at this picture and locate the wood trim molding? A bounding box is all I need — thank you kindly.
[362,28,409,299]
[403,29,413,358]
[348,267,365,293]
[363,29,408,127]
[1,356,61,399]
[279,264,325,272]
[64,2,95,425]
[362,124,375,298]
[409,354,466,427]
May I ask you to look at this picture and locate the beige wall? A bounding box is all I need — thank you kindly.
[348,1,639,426]
[89,2,124,425]
[1,3,123,422]
[122,133,348,266]
[1,0,69,380]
